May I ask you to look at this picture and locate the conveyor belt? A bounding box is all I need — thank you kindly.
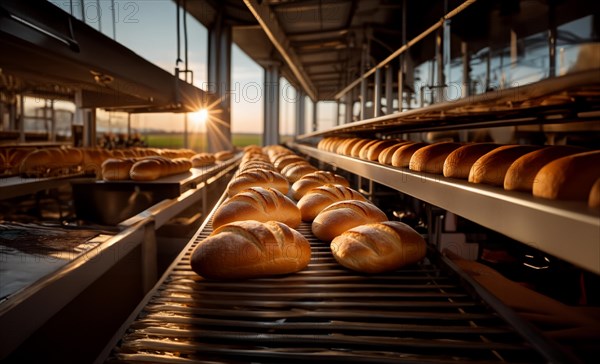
[102,200,571,363]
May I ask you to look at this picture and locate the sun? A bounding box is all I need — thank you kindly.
[190,109,209,127]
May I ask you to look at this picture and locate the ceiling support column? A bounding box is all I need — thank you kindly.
[207,12,233,152]
[263,64,280,146]
[295,90,306,136]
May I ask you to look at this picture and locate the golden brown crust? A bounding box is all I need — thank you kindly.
[129,156,192,181]
[391,142,429,167]
[377,142,412,165]
[468,145,541,186]
[298,184,367,221]
[227,169,289,197]
[503,146,585,192]
[0,147,34,176]
[102,158,136,181]
[212,187,301,229]
[191,153,216,167]
[190,220,311,279]
[19,147,83,177]
[364,140,404,161]
[311,199,387,241]
[214,150,235,161]
[290,171,349,200]
[280,162,318,182]
[350,139,373,157]
[273,155,307,171]
[330,221,426,273]
[589,178,600,208]
[443,143,501,179]
[409,142,462,174]
[532,151,600,200]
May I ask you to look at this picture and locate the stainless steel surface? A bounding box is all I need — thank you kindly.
[0,174,93,201]
[98,193,568,363]
[292,143,600,275]
[0,222,144,359]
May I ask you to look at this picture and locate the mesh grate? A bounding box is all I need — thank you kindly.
[105,223,559,363]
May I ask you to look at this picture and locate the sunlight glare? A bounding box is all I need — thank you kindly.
[190,108,209,127]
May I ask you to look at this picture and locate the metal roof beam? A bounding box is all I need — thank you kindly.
[244,0,317,101]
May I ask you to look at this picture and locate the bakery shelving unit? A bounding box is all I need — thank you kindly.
[289,68,600,276]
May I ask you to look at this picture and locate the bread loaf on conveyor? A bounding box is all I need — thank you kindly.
[129,156,192,181]
[19,147,83,177]
[81,148,114,178]
[589,178,600,208]
[212,187,301,229]
[273,154,307,171]
[391,142,429,167]
[330,221,427,273]
[468,145,540,186]
[290,171,349,200]
[102,158,137,181]
[503,146,585,192]
[190,220,311,279]
[442,143,501,179]
[280,161,318,183]
[312,199,387,241]
[191,153,216,167]
[227,169,289,197]
[298,184,367,222]
[214,150,235,162]
[0,147,34,176]
[409,142,462,174]
[532,151,600,201]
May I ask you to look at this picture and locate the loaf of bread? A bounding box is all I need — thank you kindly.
[290,171,349,200]
[330,221,426,273]
[212,187,301,229]
[589,178,600,208]
[409,142,462,174]
[191,153,216,167]
[239,161,277,173]
[130,156,192,181]
[361,140,402,161]
[338,138,363,155]
[504,146,584,192]
[312,200,387,241]
[102,158,136,181]
[391,142,428,167]
[227,169,289,197]
[1,147,34,176]
[350,139,374,157]
[469,145,540,186]
[532,151,600,200]
[273,154,307,171]
[378,142,411,165]
[214,150,235,161]
[190,220,311,279]
[81,148,114,178]
[281,162,318,182]
[358,140,380,159]
[298,184,367,221]
[443,143,500,179]
[19,147,83,177]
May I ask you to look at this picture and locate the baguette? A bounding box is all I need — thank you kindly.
[589,178,600,208]
[273,154,307,171]
[214,150,234,161]
[391,142,428,167]
[338,138,363,155]
[409,142,462,174]
[504,146,585,192]
[190,220,311,279]
[350,139,374,157]
[280,161,318,182]
[363,140,402,161]
[19,147,83,177]
[298,184,367,221]
[443,143,501,179]
[330,221,426,273]
[312,200,387,241]
[358,140,381,160]
[290,171,349,200]
[532,151,600,200]
[191,153,216,167]
[227,169,289,197]
[102,158,136,181]
[1,148,34,176]
[469,145,540,186]
[81,148,113,178]
[212,187,301,229]
[130,156,192,181]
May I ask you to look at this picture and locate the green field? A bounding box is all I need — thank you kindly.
[144,133,262,151]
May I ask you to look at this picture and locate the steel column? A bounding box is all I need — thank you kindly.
[374,68,382,117]
[312,100,318,132]
[263,64,280,146]
[360,44,367,120]
[548,1,557,78]
[295,90,306,136]
[462,42,470,98]
[18,94,24,143]
[207,12,233,152]
[385,65,393,114]
[84,108,97,147]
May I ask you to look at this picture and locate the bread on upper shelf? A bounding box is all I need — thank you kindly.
[212,187,301,229]
[589,178,600,208]
[468,145,540,186]
[190,220,311,279]
[312,199,387,241]
[532,150,600,201]
[391,142,429,167]
[409,142,462,174]
[443,143,501,179]
[330,221,426,273]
